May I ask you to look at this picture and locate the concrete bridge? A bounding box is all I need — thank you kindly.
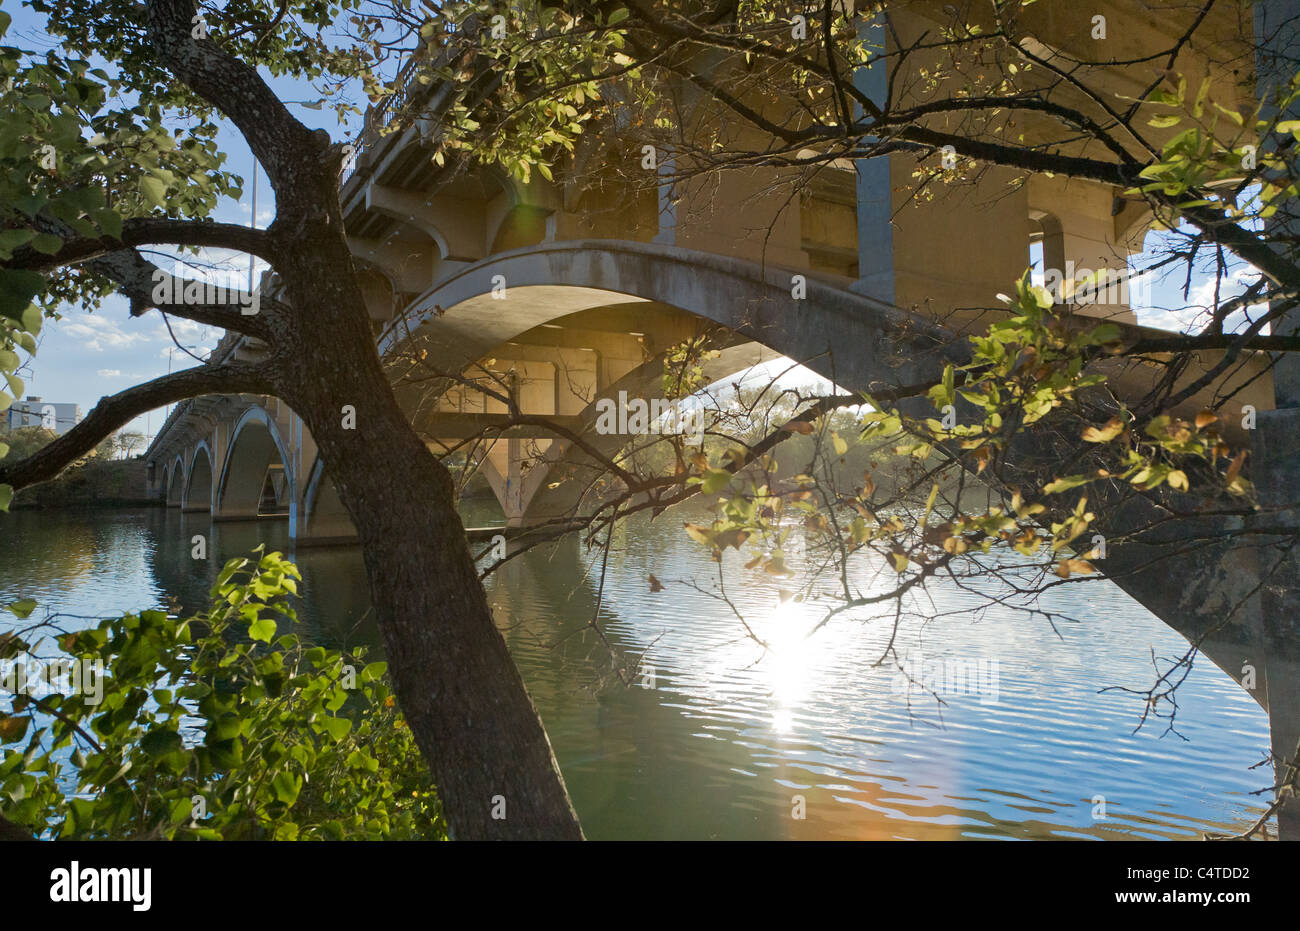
[143,1,1300,834]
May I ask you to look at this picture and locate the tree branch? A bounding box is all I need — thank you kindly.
[1126,333,1300,354]
[145,0,323,196]
[87,247,278,341]
[4,217,279,274]
[0,361,274,490]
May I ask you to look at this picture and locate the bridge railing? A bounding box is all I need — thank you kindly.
[342,17,473,186]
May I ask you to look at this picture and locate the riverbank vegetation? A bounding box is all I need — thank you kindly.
[0,547,444,841]
[1,427,152,508]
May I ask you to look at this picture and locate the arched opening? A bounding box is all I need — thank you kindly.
[166,457,184,507]
[183,445,213,513]
[216,410,292,520]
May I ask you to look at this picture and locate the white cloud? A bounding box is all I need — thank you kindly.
[59,313,149,352]
[97,369,122,377]
[1133,262,1266,334]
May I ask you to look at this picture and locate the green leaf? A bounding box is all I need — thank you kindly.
[1214,102,1244,126]
[20,305,42,336]
[1042,475,1092,494]
[0,229,36,257]
[139,175,167,208]
[0,271,45,321]
[0,714,30,742]
[322,717,352,741]
[95,209,124,240]
[920,483,939,528]
[0,485,11,512]
[139,728,183,759]
[1086,323,1122,344]
[248,616,276,643]
[271,770,302,805]
[29,234,62,255]
[5,599,37,619]
[700,468,732,494]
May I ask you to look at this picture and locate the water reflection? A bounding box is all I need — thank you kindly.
[0,506,1273,840]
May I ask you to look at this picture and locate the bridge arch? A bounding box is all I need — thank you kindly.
[183,441,214,513]
[215,405,294,520]
[166,454,185,507]
[380,240,951,399]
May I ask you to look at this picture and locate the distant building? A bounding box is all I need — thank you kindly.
[4,396,82,436]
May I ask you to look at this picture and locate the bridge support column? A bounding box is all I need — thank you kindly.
[850,12,894,305]
[1252,412,1300,840]
[503,436,527,526]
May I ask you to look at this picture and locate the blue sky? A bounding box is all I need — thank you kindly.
[9,3,1260,447]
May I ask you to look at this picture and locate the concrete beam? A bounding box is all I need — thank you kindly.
[347,237,434,294]
[366,183,486,261]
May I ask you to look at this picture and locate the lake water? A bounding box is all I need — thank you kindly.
[0,506,1273,839]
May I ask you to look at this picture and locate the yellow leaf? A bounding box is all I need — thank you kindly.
[1055,558,1096,578]
[921,483,939,527]
[1081,417,1124,443]
[683,523,712,545]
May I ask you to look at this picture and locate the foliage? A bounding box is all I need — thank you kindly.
[0,424,55,463]
[676,272,1252,583]
[92,431,118,461]
[1133,71,1300,223]
[0,547,445,840]
[418,1,630,184]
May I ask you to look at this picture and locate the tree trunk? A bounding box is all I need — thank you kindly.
[267,179,583,840]
[325,399,583,840]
